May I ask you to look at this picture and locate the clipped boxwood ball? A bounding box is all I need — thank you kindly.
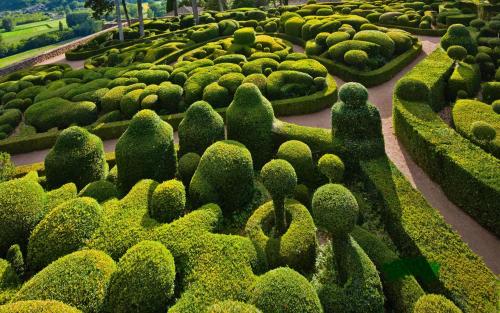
[447,45,467,61]
[178,152,200,187]
[12,250,116,313]
[471,120,496,141]
[79,180,119,203]
[338,82,369,106]
[344,49,368,67]
[234,27,256,45]
[27,197,103,273]
[116,110,177,192]
[276,140,314,184]
[492,100,500,114]
[178,101,224,155]
[0,174,45,254]
[312,183,358,236]
[318,154,345,182]
[45,126,108,190]
[106,241,175,313]
[207,300,262,313]
[150,179,186,223]
[413,294,462,313]
[261,159,297,200]
[250,267,322,313]
[0,300,82,313]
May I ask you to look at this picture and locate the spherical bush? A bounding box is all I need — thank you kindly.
[471,121,496,141]
[227,83,275,168]
[457,90,468,99]
[492,100,500,114]
[0,175,45,254]
[178,101,225,155]
[447,45,467,61]
[106,241,175,313]
[207,300,262,313]
[234,27,256,45]
[250,267,322,313]
[178,152,201,187]
[261,159,297,200]
[242,74,267,94]
[344,49,368,68]
[338,82,369,106]
[413,294,462,313]
[79,180,119,203]
[150,180,186,223]
[218,72,246,94]
[45,126,108,190]
[441,24,477,54]
[116,110,177,192]
[276,140,314,184]
[318,154,345,182]
[12,250,116,313]
[312,183,358,236]
[190,140,254,214]
[27,197,103,272]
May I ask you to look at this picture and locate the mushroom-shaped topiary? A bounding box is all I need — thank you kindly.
[27,197,103,273]
[150,179,186,223]
[178,101,224,156]
[207,300,262,313]
[318,154,345,183]
[190,140,254,215]
[178,152,200,187]
[45,126,108,190]
[413,294,462,313]
[441,24,477,54]
[250,267,322,313]
[276,140,315,185]
[116,110,177,192]
[105,241,175,313]
[261,159,297,235]
[447,45,467,65]
[312,183,358,284]
[227,83,275,168]
[471,121,496,142]
[332,82,384,160]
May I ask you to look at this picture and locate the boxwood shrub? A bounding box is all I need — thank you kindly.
[0,300,82,313]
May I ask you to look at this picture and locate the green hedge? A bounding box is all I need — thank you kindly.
[359,157,496,313]
[375,23,447,36]
[314,43,422,87]
[393,48,500,236]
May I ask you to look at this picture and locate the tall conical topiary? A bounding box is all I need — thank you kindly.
[226,83,275,169]
[45,126,108,190]
[178,100,224,156]
[116,110,177,192]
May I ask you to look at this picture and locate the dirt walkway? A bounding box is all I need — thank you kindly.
[10,36,499,273]
[38,54,85,69]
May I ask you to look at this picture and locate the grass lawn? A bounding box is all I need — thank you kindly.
[0,37,81,69]
[0,18,67,45]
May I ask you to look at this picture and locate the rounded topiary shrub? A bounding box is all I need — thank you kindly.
[234,27,256,45]
[6,244,25,277]
[178,101,225,156]
[227,83,274,168]
[447,45,467,62]
[0,174,45,254]
[27,197,103,272]
[207,300,262,313]
[250,267,322,313]
[492,100,500,114]
[150,179,186,223]
[441,24,477,54]
[190,140,254,214]
[471,121,496,141]
[318,154,345,183]
[276,140,315,184]
[344,49,368,68]
[178,152,201,187]
[45,126,108,190]
[106,241,175,313]
[0,300,82,313]
[116,110,177,192]
[12,250,116,313]
[79,180,119,203]
[413,294,462,313]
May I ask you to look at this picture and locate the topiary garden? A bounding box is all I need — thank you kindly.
[0,2,498,313]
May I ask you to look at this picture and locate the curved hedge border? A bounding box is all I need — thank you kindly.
[359,157,496,313]
[314,43,422,87]
[375,23,447,36]
[393,48,500,236]
[0,75,336,154]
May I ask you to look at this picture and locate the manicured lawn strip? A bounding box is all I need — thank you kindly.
[393,48,500,236]
[1,19,67,45]
[359,157,497,313]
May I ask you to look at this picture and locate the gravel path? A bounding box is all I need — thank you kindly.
[11,36,500,273]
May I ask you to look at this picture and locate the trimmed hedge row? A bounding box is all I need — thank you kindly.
[393,48,500,236]
[375,23,447,36]
[359,157,497,313]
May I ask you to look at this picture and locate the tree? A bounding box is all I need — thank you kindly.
[115,0,124,41]
[122,0,131,26]
[137,0,145,37]
[192,0,199,25]
[84,0,114,19]
[59,20,64,31]
[2,17,15,32]
[447,45,467,66]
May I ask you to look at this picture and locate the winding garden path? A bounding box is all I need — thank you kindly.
[10,36,500,274]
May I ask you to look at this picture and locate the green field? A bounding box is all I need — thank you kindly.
[0,18,67,45]
[0,37,80,69]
